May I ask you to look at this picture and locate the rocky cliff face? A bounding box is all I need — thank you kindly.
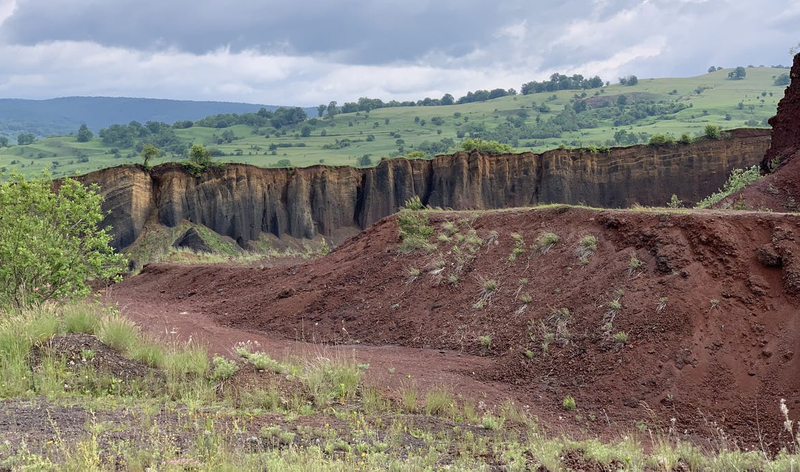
[762,53,800,171]
[80,128,770,249]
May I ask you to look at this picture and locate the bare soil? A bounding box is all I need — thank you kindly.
[109,206,800,451]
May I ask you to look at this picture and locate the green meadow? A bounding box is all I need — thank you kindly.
[0,66,789,178]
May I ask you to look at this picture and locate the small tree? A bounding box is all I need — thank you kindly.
[185,144,212,176]
[140,143,160,169]
[0,173,127,308]
[76,124,93,142]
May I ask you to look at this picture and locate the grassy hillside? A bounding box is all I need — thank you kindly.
[0,66,789,178]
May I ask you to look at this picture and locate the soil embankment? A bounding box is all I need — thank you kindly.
[113,206,800,449]
[80,129,770,249]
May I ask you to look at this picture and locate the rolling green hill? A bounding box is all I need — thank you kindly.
[0,66,790,178]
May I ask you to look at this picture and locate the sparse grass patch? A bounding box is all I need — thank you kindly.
[575,235,597,263]
[628,254,643,275]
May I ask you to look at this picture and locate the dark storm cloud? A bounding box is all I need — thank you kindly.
[2,0,538,64]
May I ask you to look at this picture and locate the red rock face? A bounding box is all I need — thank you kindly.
[763,53,800,170]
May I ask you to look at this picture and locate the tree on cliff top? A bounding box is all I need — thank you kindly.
[76,124,93,143]
[140,143,160,170]
[0,172,126,308]
[184,144,212,176]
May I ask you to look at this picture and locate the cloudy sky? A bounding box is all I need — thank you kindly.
[0,0,797,106]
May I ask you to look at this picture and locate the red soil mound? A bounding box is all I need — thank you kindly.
[117,206,800,450]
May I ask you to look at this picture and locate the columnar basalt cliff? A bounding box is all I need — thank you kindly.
[80,128,770,249]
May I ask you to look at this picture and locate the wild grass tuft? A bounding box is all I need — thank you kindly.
[535,232,560,254]
[302,354,361,406]
[98,315,140,355]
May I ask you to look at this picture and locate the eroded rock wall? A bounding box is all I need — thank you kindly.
[79,128,770,249]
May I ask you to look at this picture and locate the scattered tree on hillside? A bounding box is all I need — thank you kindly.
[707,66,718,73]
[76,124,93,142]
[327,101,338,118]
[140,143,160,169]
[460,138,515,155]
[774,73,791,86]
[619,75,638,86]
[0,172,127,308]
[0,137,8,147]
[317,104,327,117]
[17,133,35,145]
[728,66,747,80]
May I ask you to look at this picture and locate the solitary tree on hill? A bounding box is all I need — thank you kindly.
[76,124,93,142]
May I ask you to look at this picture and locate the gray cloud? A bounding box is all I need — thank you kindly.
[0,0,796,105]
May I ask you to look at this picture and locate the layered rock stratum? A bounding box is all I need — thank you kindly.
[79,128,770,249]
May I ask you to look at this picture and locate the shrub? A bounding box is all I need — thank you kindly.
[705,124,722,139]
[648,134,675,146]
[678,133,694,145]
[0,173,127,308]
[695,166,761,209]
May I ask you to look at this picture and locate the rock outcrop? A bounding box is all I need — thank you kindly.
[79,128,770,249]
[762,53,800,172]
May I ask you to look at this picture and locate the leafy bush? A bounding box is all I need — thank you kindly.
[648,133,675,146]
[704,124,722,139]
[0,173,126,308]
[562,396,577,410]
[695,166,761,208]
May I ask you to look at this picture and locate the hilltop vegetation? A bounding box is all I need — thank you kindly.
[0,66,790,178]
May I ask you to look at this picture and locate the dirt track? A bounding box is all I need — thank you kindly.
[110,205,800,451]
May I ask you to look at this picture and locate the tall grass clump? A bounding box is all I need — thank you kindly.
[302,355,361,406]
[0,305,63,397]
[62,304,102,335]
[98,315,140,355]
[163,342,212,401]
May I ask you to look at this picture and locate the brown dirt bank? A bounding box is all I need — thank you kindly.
[113,205,800,451]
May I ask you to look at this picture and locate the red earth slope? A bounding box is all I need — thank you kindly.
[116,206,800,449]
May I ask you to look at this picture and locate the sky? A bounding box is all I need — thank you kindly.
[0,0,797,106]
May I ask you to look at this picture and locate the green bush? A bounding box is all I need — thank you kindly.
[648,133,675,146]
[0,173,126,308]
[704,124,722,139]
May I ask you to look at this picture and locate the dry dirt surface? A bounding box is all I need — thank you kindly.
[110,205,800,452]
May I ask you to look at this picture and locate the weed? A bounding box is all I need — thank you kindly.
[400,383,419,413]
[563,396,577,410]
[479,335,492,349]
[613,331,629,346]
[447,274,459,285]
[520,294,532,304]
[131,337,166,368]
[575,235,597,261]
[535,232,560,254]
[62,305,102,335]
[628,255,643,275]
[518,278,528,286]
[525,350,535,359]
[656,297,668,313]
[404,195,424,211]
[482,279,498,292]
[211,356,238,381]
[710,299,720,310]
[441,221,458,235]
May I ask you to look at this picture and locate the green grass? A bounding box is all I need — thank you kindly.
[1,67,787,179]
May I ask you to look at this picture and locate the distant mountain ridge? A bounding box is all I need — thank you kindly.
[0,96,315,138]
